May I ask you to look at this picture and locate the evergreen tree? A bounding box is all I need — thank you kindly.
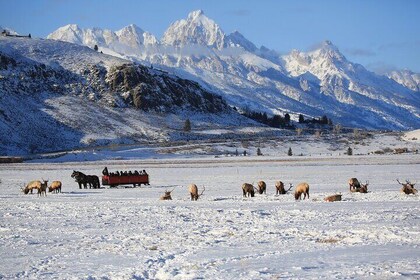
[298,114,305,123]
[288,147,293,156]
[257,148,262,156]
[347,147,353,156]
[284,113,291,124]
[183,119,191,132]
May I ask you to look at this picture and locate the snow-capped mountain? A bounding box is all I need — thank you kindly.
[48,23,159,55]
[387,69,420,92]
[161,10,225,50]
[47,10,420,130]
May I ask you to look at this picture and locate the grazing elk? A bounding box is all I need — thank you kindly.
[348,178,361,191]
[324,194,342,202]
[294,182,310,200]
[397,179,418,195]
[242,183,255,197]
[256,181,266,194]
[189,184,205,201]
[22,180,42,194]
[38,179,48,197]
[48,181,62,193]
[275,181,293,195]
[160,188,175,200]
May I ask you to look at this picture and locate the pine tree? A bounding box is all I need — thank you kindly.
[183,119,191,132]
[288,147,293,156]
[347,147,353,156]
[298,114,305,123]
[284,113,291,124]
[257,148,262,156]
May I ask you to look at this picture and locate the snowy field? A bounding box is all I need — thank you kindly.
[0,153,419,279]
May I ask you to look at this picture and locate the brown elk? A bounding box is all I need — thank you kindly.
[38,179,48,197]
[294,182,310,200]
[275,181,293,195]
[48,181,62,193]
[350,181,368,193]
[160,188,175,200]
[324,194,342,202]
[22,180,42,194]
[242,183,255,197]
[189,184,205,201]
[256,181,266,194]
[397,179,418,195]
[348,178,361,191]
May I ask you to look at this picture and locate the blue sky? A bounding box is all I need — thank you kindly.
[1,0,419,73]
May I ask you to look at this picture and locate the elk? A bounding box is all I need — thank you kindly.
[22,180,42,194]
[324,194,342,202]
[38,179,48,197]
[242,183,255,197]
[350,180,368,193]
[348,178,361,191]
[359,181,369,193]
[256,181,266,194]
[48,181,62,193]
[189,184,205,201]
[397,179,418,195]
[275,181,293,195]
[294,182,310,200]
[160,188,175,200]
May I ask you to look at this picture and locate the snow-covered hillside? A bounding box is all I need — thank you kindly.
[0,36,255,156]
[48,10,420,130]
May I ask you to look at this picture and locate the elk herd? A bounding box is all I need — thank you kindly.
[21,179,62,196]
[21,175,417,200]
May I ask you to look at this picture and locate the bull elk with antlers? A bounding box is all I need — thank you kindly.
[350,181,368,193]
[22,180,41,194]
[160,188,175,200]
[397,179,417,195]
[189,184,205,201]
[275,181,293,195]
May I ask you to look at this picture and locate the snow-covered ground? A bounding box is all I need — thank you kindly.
[0,152,419,279]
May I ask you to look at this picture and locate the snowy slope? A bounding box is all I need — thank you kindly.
[48,10,420,130]
[0,36,255,156]
[387,69,420,92]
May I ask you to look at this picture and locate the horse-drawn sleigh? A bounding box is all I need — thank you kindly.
[101,167,149,188]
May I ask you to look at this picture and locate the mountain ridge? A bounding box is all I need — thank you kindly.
[46,10,420,130]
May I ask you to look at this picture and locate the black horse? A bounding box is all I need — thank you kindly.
[71,170,100,189]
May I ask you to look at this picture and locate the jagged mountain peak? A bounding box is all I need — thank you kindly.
[188,9,205,19]
[161,10,225,49]
[226,30,257,52]
[48,24,84,44]
[117,24,144,34]
[316,40,345,61]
